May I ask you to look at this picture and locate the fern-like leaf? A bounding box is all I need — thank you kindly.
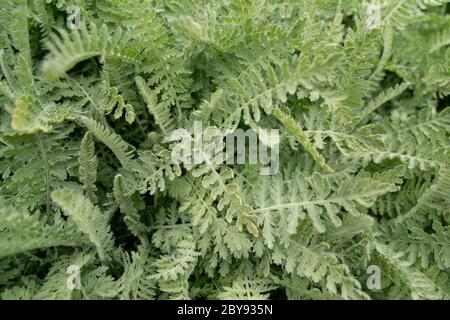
[42,23,143,81]
[51,188,114,260]
[79,116,135,167]
[78,132,98,203]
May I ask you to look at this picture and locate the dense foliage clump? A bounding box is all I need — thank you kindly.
[0,0,449,300]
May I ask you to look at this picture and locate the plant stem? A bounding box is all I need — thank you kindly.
[36,133,51,214]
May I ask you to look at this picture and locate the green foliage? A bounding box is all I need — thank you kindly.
[51,189,114,260]
[78,132,98,203]
[79,116,135,167]
[217,278,277,300]
[1,0,449,300]
[41,23,143,81]
[0,204,86,258]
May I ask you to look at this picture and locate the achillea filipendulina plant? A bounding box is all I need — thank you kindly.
[0,0,449,300]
